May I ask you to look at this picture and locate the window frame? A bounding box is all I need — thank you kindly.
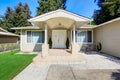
[75,30,93,44]
[26,30,44,44]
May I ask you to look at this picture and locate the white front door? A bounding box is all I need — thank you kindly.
[52,30,66,48]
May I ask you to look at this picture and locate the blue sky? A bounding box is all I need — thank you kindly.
[0,0,99,18]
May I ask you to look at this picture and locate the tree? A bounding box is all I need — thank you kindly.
[0,2,32,33]
[37,0,67,15]
[93,0,120,24]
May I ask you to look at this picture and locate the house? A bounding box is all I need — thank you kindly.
[12,9,120,58]
[94,17,120,58]
[0,27,19,43]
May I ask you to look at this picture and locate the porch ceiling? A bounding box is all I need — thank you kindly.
[46,17,74,29]
[33,17,89,29]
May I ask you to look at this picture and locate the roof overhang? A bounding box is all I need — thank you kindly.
[11,26,41,30]
[95,17,120,28]
[0,27,19,37]
[0,32,19,37]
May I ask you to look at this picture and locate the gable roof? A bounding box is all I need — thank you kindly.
[28,9,91,22]
[0,27,19,37]
[95,17,120,28]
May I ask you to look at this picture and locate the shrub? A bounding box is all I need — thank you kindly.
[66,38,69,49]
[0,43,20,52]
[48,38,52,48]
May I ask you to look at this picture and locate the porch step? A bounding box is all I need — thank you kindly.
[32,54,86,66]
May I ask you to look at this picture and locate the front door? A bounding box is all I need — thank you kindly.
[52,30,66,48]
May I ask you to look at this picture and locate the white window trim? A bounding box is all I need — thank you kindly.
[75,30,93,44]
[26,30,44,44]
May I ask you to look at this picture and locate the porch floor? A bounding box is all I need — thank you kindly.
[33,49,86,66]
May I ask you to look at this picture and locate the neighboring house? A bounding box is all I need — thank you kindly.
[0,27,19,43]
[12,9,120,58]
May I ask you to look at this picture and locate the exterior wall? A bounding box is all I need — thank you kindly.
[72,28,94,52]
[21,28,94,52]
[94,20,120,57]
[21,30,43,52]
[0,36,18,43]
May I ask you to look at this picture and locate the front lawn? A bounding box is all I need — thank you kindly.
[0,49,37,80]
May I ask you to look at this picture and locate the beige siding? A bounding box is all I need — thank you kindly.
[94,20,120,57]
[0,36,18,43]
[21,30,42,52]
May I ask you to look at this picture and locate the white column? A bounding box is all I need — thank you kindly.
[73,24,76,44]
[71,29,72,43]
[44,24,48,44]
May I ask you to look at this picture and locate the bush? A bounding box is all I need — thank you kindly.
[66,38,69,49]
[48,38,52,48]
[0,43,20,52]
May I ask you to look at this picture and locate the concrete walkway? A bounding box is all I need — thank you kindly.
[13,51,120,80]
[47,65,120,80]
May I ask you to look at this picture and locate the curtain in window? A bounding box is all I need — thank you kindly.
[27,31,31,43]
[27,31,44,43]
[76,30,92,43]
[32,32,41,43]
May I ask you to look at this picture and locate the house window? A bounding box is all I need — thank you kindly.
[76,30,92,43]
[27,31,44,43]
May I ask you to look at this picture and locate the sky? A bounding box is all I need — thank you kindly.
[0,0,99,18]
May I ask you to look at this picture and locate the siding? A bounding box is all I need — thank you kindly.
[0,36,18,43]
[94,20,120,57]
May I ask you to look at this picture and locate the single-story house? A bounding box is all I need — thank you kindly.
[12,9,120,58]
[0,27,19,43]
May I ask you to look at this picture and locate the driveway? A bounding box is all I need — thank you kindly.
[13,52,120,80]
[47,65,120,80]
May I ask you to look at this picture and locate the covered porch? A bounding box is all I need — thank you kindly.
[28,9,94,57]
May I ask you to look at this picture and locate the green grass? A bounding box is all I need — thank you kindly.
[0,49,37,80]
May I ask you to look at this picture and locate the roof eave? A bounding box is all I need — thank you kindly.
[28,9,91,22]
[95,17,120,28]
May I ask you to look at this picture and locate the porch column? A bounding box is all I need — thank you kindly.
[71,24,78,54]
[73,24,76,44]
[44,24,48,44]
[42,23,49,58]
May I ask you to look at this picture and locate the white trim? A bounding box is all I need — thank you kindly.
[73,24,76,44]
[75,30,93,44]
[95,17,120,28]
[71,29,73,43]
[25,30,44,44]
[44,24,48,44]
[28,9,90,22]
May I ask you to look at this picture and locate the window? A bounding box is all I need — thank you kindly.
[27,31,44,43]
[76,30,92,43]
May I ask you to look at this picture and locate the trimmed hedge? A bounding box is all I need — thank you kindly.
[0,43,20,52]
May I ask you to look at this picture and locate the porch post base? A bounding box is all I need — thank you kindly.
[71,44,79,54]
[42,44,49,57]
